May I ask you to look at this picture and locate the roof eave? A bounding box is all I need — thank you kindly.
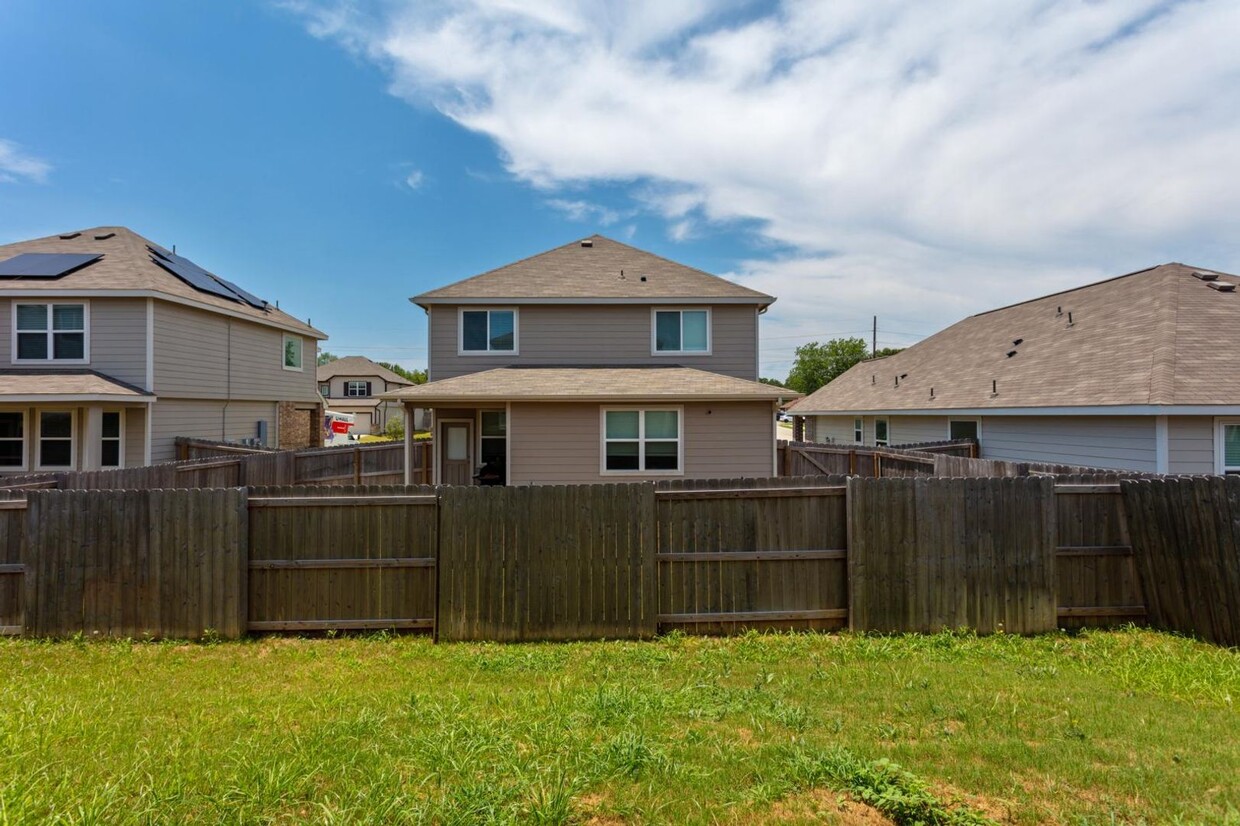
[380,392,795,404]
[410,295,774,310]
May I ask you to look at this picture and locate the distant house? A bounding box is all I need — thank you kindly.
[383,235,797,485]
[0,227,326,471]
[317,356,417,435]
[791,263,1240,475]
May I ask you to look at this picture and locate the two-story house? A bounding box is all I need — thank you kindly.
[317,355,415,436]
[384,235,797,485]
[0,227,326,472]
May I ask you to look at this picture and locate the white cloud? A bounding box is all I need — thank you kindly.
[545,198,631,226]
[404,169,425,189]
[290,0,1240,376]
[0,139,51,184]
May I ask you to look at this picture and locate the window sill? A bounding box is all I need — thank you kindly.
[12,359,90,366]
[600,469,685,477]
[457,350,519,357]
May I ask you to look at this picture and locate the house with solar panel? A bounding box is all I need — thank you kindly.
[0,227,326,472]
[791,263,1240,475]
[382,235,798,485]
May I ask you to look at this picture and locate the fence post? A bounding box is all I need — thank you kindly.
[353,447,362,485]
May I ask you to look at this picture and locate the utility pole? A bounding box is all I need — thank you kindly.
[872,316,877,358]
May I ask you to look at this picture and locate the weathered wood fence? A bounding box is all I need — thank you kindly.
[0,439,430,491]
[0,473,1217,643]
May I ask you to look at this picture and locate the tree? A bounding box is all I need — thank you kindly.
[785,337,869,395]
[758,377,787,387]
[384,413,405,441]
[317,351,338,367]
[873,347,904,358]
[377,362,427,385]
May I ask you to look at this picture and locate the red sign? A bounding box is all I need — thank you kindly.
[330,419,352,434]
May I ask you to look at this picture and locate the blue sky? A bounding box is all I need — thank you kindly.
[2,1,1238,378]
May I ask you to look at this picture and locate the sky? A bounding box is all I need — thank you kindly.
[1,0,1238,380]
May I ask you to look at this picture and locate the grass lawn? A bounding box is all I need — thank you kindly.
[1,629,1237,825]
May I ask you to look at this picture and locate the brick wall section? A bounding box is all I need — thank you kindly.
[278,401,322,450]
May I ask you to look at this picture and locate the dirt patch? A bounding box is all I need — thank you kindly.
[931,780,1018,824]
[759,789,893,824]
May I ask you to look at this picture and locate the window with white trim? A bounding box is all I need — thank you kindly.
[853,417,863,444]
[653,309,709,354]
[949,420,979,441]
[461,309,516,353]
[603,408,681,473]
[282,334,302,371]
[874,417,889,447]
[1221,421,1240,476]
[15,302,87,362]
[346,381,371,397]
[0,412,25,469]
[101,411,122,468]
[38,410,74,469]
[319,383,330,397]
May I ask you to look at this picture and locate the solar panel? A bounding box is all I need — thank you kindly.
[147,246,268,309]
[0,252,103,278]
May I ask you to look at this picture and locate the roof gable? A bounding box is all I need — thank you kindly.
[793,263,1240,413]
[317,355,414,385]
[414,235,774,306]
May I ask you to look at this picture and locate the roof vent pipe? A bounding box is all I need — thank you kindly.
[930,387,935,399]
[991,379,998,395]
[1067,311,1074,326]
[1056,306,1062,316]
[1013,338,1023,346]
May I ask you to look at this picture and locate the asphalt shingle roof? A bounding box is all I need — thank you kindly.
[317,356,414,386]
[0,369,154,399]
[381,366,798,404]
[414,235,774,306]
[0,227,325,338]
[792,263,1240,413]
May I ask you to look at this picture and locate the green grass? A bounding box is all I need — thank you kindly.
[1,628,1237,824]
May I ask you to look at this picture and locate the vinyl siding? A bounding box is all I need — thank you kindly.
[0,297,147,386]
[152,302,318,402]
[980,415,1157,471]
[149,399,278,463]
[812,415,859,445]
[323,376,393,399]
[508,400,774,484]
[1167,416,1216,474]
[429,304,760,381]
[124,407,145,467]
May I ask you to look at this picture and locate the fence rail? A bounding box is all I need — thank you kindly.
[0,474,1235,645]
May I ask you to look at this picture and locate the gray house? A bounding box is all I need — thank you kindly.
[385,235,796,485]
[792,263,1240,475]
[0,227,326,471]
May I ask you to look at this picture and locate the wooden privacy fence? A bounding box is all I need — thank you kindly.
[0,439,430,492]
[0,473,1181,643]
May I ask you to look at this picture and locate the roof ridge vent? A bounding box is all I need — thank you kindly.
[1192,271,1219,281]
[580,239,594,248]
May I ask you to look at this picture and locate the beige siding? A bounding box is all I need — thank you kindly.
[0,298,148,387]
[812,415,858,445]
[980,415,1157,471]
[149,399,278,463]
[323,375,394,399]
[890,415,954,445]
[508,400,773,484]
[1168,416,1216,474]
[123,407,146,467]
[429,304,760,381]
[153,302,317,402]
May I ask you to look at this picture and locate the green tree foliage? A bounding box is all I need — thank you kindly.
[785,337,869,394]
[873,347,904,358]
[384,414,405,441]
[758,377,787,387]
[317,351,338,367]
[377,362,427,385]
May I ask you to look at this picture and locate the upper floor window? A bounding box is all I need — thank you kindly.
[653,309,709,354]
[319,383,330,397]
[14,302,88,363]
[346,380,371,397]
[282,334,302,371]
[460,309,517,354]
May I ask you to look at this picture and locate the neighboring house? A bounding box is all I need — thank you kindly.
[0,227,326,472]
[383,235,796,485]
[791,263,1240,475]
[317,355,416,435]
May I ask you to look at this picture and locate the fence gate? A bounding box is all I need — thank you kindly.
[246,485,438,633]
[0,493,24,636]
[437,484,657,642]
